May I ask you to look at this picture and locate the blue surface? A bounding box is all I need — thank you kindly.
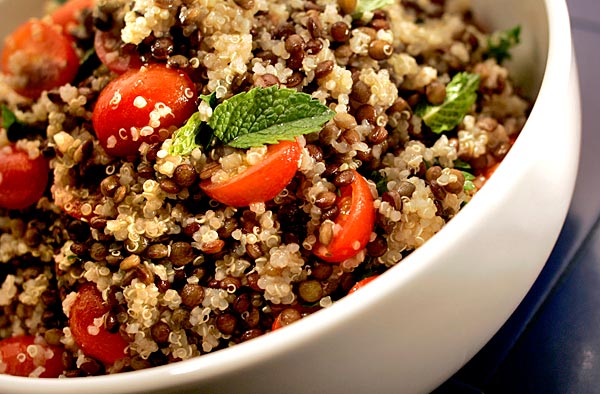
[435,0,600,392]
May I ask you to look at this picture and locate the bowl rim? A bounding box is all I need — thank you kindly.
[0,0,577,392]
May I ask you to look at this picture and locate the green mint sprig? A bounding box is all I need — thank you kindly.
[486,25,521,64]
[355,0,395,16]
[1,105,19,131]
[169,112,204,155]
[169,86,335,155]
[461,171,476,191]
[416,72,480,134]
[209,86,335,148]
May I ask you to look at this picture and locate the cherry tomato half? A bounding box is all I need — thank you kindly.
[313,170,375,263]
[348,275,380,294]
[94,30,143,74]
[1,20,79,98]
[0,336,64,377]
[92,64,198,157]
[69,283,128,365]
[200,140,302,207]
[0,145,49,210]
[49,0,95,31]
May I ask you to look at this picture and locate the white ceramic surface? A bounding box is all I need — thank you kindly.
[0,0,580,393]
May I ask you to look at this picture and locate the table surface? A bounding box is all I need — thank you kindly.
[435,0,600,392]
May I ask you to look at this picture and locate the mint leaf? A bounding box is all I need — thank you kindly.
[486,26,521,64]
[1,105,31,141]
[355,0,395,15]
[461,170,475,181]
[416,72,480,134]
[208,86,335,149]
[169,112,206,155]
[461,171,476,191]
[371,170,388,194]
[453,159,472,171]
[199,92,218,108]
[1,105,18,130]
[464,180,476,191]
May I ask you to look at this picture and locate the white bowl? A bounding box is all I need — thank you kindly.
[0,0,580,393]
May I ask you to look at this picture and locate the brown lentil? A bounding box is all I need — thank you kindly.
[368,40,393,60]
[216,313,238,335]
[100,175,120,197]
[276,308,301,328]
[368,126,388,144]
[233,293,252,314]
[314,191,337,209]
[315,60,334,79]
[333,169,356,188]
[356,104,377,125]
[119,254,141,271]
[334,113,358,130]
[240,328,263,342]
[305,38,323,54]
[426,80,447,105]
[338,0,357,14]
[170,242,194,266]
[173,164,197,187]
[146,243,169,260]
[160,178,182,194]
[151,321,171,344]
[398,181,417,197]
[298,280,323,303]
[331,21,351,42]
[181,283,205,308]
[351,80,372,104]
[233,0,255,10]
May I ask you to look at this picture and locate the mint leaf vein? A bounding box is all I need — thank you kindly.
[416,72,480,134]
[208,86,335,148]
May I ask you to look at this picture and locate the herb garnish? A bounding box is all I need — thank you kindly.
[416,72,480,134]
[355,0,395,16]
[169,86,335,155]
[462,171,476,191]
[1,105,31,141]
[371,170,388,195]
[486,26,521,64]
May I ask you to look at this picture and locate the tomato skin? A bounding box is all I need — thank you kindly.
[94,30,143,74]
[313,170,375,263]
[348,275,379,294]
[1,20,79,98]
[49,0,95,31]
[200,140,302,207]
[0,336,64,378]
[69,283,128,365]
[483,161,501,180]
[0,145,49,210]
[92,64,198,157]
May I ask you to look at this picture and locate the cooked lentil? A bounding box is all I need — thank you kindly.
[0,0,530,377]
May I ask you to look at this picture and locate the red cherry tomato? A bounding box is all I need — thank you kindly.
[483,161,501,180]
[200,140,302,207]
[0,145,49,210]
[348,275,379,294]
[94,30,143,74]
[0,336,64,377]
[1,20,79,98]
[92,64,198,157]
[313,170,375,263]
[69,283,128,365]
[49,0,95,31]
